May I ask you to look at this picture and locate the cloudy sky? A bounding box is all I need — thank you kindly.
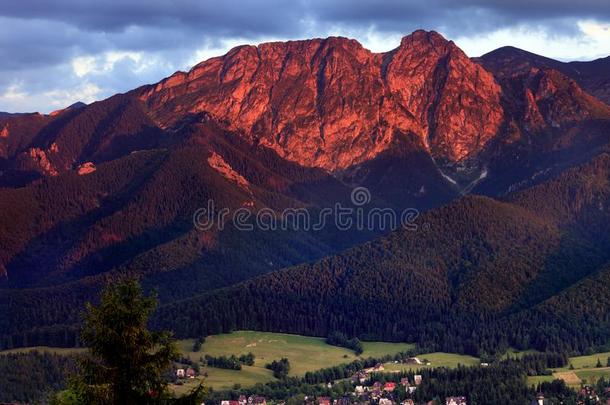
[1,0,609,113]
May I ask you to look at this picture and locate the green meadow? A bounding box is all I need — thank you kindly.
[0,346,86,356]
[175,331,415,389]
[176,331,484,390]
[382,352,481,372]
[549,351,610,387]
[6,332,607,392]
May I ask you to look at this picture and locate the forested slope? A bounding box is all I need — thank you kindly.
[152,153,610,354]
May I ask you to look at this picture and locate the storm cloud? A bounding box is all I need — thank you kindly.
[1,0,609,112]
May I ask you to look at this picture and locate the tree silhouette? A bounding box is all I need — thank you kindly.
[77,279,179,403]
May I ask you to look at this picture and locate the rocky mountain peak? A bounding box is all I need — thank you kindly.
[139,30,504,171]
[399,29,453,51]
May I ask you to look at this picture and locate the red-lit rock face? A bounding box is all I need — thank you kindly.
[526,68,610,128]
[140,30,504,170]
[501,67,610,137]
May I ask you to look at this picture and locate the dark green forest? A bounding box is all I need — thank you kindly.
[0,351,77,402]
[151,154,610,356]
[2,153,610,356]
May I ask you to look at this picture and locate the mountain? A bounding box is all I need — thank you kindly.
[140,30,503,173]
[472,67,610,196]
[476,46,610,105]
[1,30,610,351]
[48,101,87,117]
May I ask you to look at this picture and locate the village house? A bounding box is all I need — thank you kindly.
[530,393,550,405]
[365,363,385,373]
[405,357,422,365]
[366,383,384,401]
[335,397,350,405]
[384,382,396,392]
[317,397,331,405]
[248,395,267,405]
[579,385,599,402]
[445,396,467,405]
[352,371,369,384]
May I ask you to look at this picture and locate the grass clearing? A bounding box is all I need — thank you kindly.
[171,366,275,392]
[360,341,415,358]
[501,348,542,360]
[553,371,581,387]
[540,351,610,388]
[382,352,481,372]
[0,346,86,356]
[526,375,556,387]
[199,366,274,390]
[175,331,418,389]
[171,377,205,396]
[179,331,415,377]
[179,331,356,376]
[574,367,610,384]
[564,352,610,370]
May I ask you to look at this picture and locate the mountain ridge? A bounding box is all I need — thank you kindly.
[477,45,610,105]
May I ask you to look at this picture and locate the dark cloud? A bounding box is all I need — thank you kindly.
[0,0,608,112]
[0,1,300,34]
[305,0,610,37]
[4,0,608,35]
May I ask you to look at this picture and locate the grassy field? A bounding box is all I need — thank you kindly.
[526,375,556,387]
[179,331,354,376]
[9,333,608,392]
[0,346,86,356]
[360,341,416,358]
[553,371,581,387]
[501,348,542,360]
[172,366,276,393]
[575,367,610,383]
[382,352,481,372]
[548,351,610,387]
[199,366,275,390]
[179,331,415,376]
[170,377,205,396]
[174,331,415,390]
[564,352,610,370]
